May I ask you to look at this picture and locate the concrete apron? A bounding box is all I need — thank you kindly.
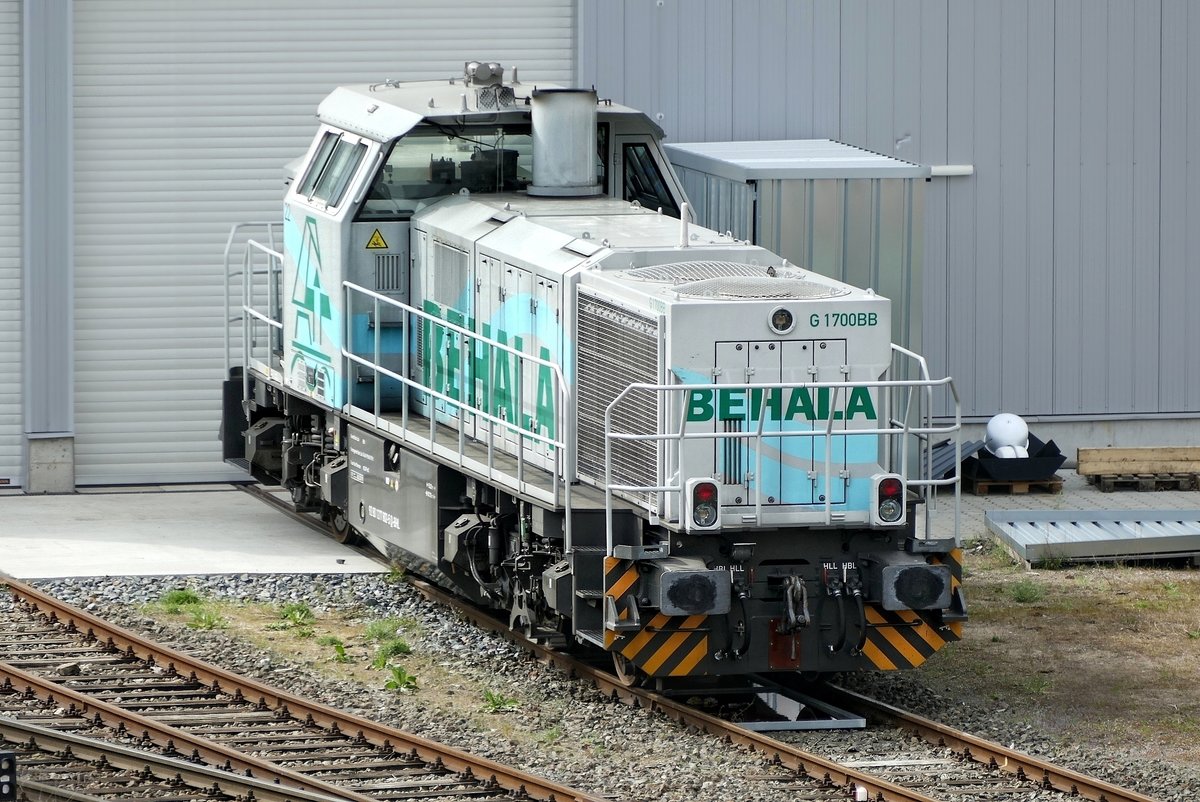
[0,486,384,579]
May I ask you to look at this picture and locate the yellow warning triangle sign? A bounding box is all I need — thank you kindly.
[365,229,389,250]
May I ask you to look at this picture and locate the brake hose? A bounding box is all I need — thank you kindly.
[730,592,752,659]
[830,588,847,654]
[852,591,867,653]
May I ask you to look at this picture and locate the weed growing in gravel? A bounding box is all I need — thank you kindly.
[1008,579,1045,604]
[280,603,316,626]
[160,588,202,613]
[1035,551,1069,570]
[383,564,406,585]
[482,690,519,713]
[371,638,412,668]
[316,636,351,663]
[986,538,1018,566]
[364,617,420,642]
[383,666,418,693]
[1187,629,1200,640]
[187,608,228,630]
[536,725,563,744]
[264,603,317,636]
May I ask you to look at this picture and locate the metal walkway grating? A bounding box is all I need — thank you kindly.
[985,510,1200,564]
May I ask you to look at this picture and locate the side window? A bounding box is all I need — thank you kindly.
[297,131,368,208]
[623,142,680,218]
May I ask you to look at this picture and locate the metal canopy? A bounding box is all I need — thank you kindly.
[985,510,1200,564]
[663,139,931,181]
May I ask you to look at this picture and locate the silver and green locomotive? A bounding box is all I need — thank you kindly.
[223,62,965,682]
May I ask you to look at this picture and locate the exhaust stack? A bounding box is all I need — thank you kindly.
[528,89,601,197]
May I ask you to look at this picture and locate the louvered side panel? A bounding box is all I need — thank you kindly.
[575,292,659,505]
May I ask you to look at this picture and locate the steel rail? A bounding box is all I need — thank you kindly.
[0,714,349,802]
[823,686,1163,802]
[0,660,376,802]
[1,578,608,802]
[403,578,938,802]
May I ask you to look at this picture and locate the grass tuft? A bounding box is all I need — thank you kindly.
[371,638,412,669]
[187,608,228,630]
[1008,579,1045,604]
[482,689,519,713]
[160,589,203,613]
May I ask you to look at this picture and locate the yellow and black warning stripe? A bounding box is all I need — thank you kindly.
[603,557,711,676]
[616,612,710,676]
[863,549,967,669]
[860,607,948,670]
[928,548,965,639]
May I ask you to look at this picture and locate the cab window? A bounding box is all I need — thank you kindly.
[357,124,533,221]
[297,131,368,208]
[623,142,679,218]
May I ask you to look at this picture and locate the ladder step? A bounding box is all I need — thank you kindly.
[575,629,604,647]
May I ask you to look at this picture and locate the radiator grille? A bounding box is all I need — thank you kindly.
[576,294,659,503]
[626,261,801,283]
[677,276,847,299]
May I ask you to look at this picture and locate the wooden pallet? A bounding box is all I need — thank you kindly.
[1085,473,1199,493]
[1077,447,1200,492]
[1078,447,1200,475]
[964,474,1064,496]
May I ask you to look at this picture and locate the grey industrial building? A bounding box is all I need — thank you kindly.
[8,0,1198,491]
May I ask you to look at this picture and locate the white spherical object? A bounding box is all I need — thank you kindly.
[985,413,1030,457]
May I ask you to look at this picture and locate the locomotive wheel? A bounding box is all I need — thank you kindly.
[612,652,644,687]
[329,508,360,545]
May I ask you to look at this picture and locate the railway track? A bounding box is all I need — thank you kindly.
[400,580,1164,802]
[0,578,604,802]
[225,494,1171,802]
[0,713,349,802]
[235,489,1169,802]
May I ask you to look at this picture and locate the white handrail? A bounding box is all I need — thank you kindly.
[223,222,279,374]
[601,352,961,550]
[341,280,575,551]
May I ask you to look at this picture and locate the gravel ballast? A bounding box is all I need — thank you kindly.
[29,573,1199,802]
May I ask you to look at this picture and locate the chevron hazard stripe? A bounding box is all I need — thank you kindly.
[929,549,966,638]
[861,607,949,670]
[603,558,712,676]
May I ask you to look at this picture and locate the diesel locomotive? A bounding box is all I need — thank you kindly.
[222,62,965,683]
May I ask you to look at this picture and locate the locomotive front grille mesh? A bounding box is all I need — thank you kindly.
[626,261,800,284]
[677,276,848,299]
[576,294,659,503]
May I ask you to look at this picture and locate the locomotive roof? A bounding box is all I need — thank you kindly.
[318,79,662,142]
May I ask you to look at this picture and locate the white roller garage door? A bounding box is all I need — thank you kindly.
[72,0,575,484]
[0,0,20,487]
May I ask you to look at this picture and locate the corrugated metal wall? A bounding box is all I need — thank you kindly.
[578,0,1200,421]
[0,0,19,485]
[71,0,574,484]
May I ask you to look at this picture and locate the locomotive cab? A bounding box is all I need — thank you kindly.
[225,61,964,684]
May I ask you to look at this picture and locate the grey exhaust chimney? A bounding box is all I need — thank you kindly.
[527,89,601,197]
